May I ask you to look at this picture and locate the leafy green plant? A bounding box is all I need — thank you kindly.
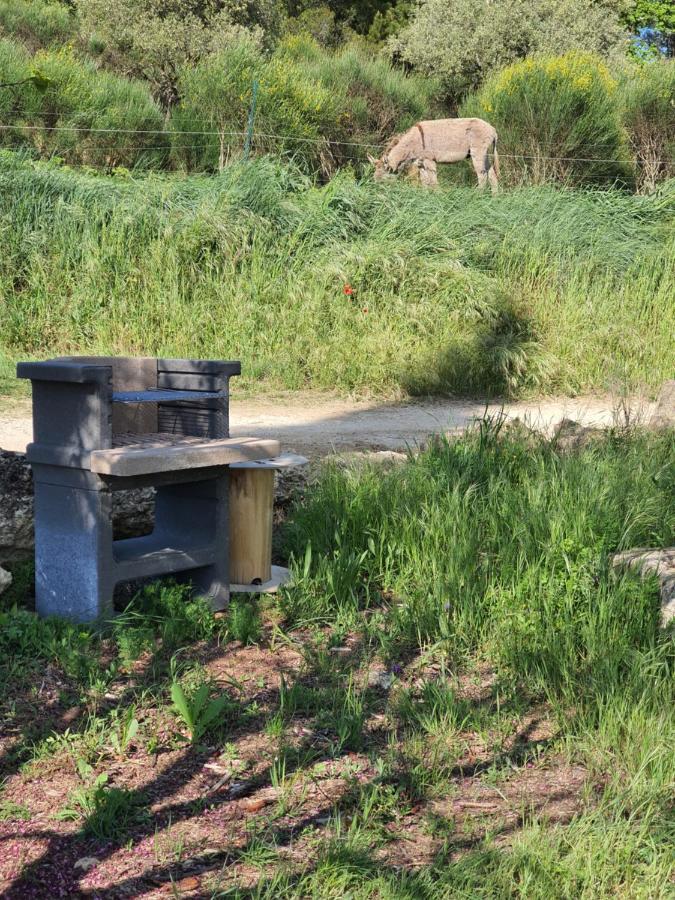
[109,706,140,758]
[170,680,234,745]
[0,799,30,821]
[228,598,262,645]
[56,772,147,839]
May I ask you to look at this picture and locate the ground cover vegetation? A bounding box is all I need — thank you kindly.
[0,421,673,895]
[0,0,672,182]
[0,153,673,399]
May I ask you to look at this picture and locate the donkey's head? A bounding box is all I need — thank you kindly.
[368,153,394,182]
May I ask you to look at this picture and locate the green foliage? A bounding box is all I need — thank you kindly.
[74,0,272,108]
[393,0,630,102]
[463,51,634,187]
[283,5,354,48]
[0,799,31,821]
[0,41,167,167]
[173,36,435,176]
[108,706,140,757]
[56,771,147,839]
[0,0,75,50]
[618,60,675,190]
[170,679,235,744]
[227,598,262,644]
[283,424,674,698]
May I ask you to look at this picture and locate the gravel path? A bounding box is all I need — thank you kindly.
[0,394,653,457]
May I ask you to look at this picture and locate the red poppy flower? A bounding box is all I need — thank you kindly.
[343,284,354,296]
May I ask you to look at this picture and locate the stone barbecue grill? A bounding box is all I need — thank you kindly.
[18,356,301,623]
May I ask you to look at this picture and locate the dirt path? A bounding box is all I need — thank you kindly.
[0,393,652,457]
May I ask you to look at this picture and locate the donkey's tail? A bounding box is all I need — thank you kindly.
[492,136,500,178]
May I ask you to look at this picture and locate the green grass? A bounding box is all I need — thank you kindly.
[0,426,673,894]
[1,151,673,399]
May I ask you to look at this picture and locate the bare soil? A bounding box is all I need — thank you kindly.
[0,621,596,899]
[0,393,654,457]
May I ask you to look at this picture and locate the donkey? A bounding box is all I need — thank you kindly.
[369,118,500,192]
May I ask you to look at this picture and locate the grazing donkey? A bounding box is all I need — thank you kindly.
[369,118,500,192]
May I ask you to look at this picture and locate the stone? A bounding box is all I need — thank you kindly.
[0,566,12,595]
[552,419,603,452]
[73,857,100,872]
[368,669,394,690]
[611,547,675,626]
[0,450,155,566]
[650,380,675,430]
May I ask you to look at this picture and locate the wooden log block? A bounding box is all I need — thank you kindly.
[228,467,275,586]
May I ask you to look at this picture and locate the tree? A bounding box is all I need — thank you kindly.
[75,0,274,109]
[624,1,675,55]
[392,0,630,103]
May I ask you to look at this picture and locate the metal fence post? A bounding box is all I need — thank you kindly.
[243,79,259,161]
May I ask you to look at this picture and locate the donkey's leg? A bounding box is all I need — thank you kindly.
[419,158,438,187]
[470,150,489,189]
[487,165,499,194]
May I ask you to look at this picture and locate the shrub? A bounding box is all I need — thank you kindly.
[75,0,273,109]
[0,0,75,50]
[618,60,675,192]
[277,35,438,166]
[172,38,340,175]
[173,36,434,176]
[0,44,168,168]
[392,0,629,104]
[0,39,44,147]
[463,51,634,188]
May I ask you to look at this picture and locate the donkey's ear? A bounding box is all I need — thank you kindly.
[367,154,378,165]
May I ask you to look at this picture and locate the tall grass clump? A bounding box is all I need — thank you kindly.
[0,43,168,168]
[0,152,673,397]
[463,51,634,188]
[0,0,75,50]
[282,423,674,697]
[618,60,675,192]
[172,36,437,176]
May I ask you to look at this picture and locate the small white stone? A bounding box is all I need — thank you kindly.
[74,857,100,872]
[0,567,12,595]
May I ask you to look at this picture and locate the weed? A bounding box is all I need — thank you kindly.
[0,799,30,821]
[56,772,147,840]
[170,680,236,745]
[227,598,262,645]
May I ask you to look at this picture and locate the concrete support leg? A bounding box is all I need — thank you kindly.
[33,479,114,623]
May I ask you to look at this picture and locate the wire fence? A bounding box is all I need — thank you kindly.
[0,120,672,169]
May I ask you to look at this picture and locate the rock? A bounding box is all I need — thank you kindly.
[0,450,154,565]
[73,856,100,872]
[0,566,12,595]
[612,547,675,626]
[650,380,675,430]
[368,669,394,690]
[552,419,603,452]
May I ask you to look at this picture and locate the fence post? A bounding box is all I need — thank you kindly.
[243,79,259,161]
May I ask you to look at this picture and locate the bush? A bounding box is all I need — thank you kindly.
[278,35,438,165]
[172,38,340,175]
[0,0,75,50]
[463,51,634,188]
[0,43,168,168]
[173,36,437,176]
[618,60,675,192]
[392,0,629,104]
